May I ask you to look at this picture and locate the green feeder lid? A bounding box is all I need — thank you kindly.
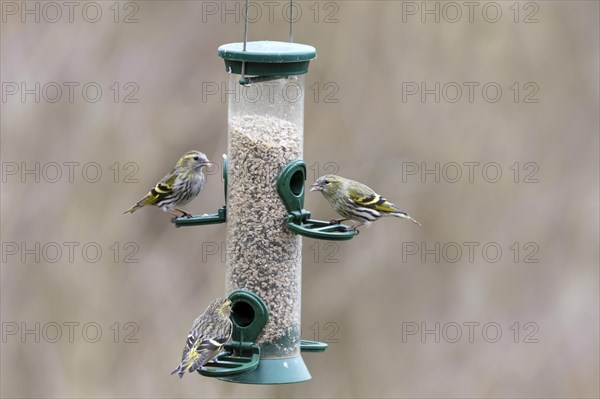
[218,41,316,76]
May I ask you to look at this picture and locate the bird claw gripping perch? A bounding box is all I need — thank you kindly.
[346,226,360,235]
[276,160,358,241]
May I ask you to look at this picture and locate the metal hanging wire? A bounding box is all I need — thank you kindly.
[241,0,249,81]
[240,0,294,85]
[289,0,294,43]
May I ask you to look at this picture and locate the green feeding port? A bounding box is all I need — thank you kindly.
[173,155,228,227]
[198,290,266,378]
[199,290,325,384]
[277,160,358,241]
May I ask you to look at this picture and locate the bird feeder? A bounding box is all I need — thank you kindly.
[217,40,329,385]
[172,8,356,385]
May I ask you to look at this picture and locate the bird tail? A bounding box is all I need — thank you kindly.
[124,190,160,214]
[392,212,421,226]
[171,357,195,378]
[123,202,143,214]
[189,351,213,374]
[170,366,185,379]
[123,195,154,214]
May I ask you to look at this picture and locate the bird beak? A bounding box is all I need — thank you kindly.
[310,182,320,192]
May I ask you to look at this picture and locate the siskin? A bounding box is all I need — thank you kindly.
[124,150,211,218]
[171,297,233,378]
[310,174,421,230]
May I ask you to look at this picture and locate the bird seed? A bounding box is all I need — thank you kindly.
[226,114,303,358]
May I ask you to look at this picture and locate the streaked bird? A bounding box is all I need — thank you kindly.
[124,150,211,218]
[310,174,420,230]
[171,297,233,378]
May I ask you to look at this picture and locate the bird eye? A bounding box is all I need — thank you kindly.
[323,180,329,184]
[193,156,199,161]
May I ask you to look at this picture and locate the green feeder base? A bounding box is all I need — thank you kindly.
[218,355,311,384]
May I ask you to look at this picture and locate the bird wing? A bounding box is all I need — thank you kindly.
[197,334,229,354]
[143,170,177,204]
[189,316,232,362]
[130,169,178,209]
[347,181,376,204]
[173,314,231,377]
[190,331,231,369]
[179,312,210,363]
[348,182,403,213]
[157,169,178,192]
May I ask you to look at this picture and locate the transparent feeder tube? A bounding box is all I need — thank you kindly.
[225,75,304,358]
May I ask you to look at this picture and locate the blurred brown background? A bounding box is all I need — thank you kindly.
[1,1,598,398]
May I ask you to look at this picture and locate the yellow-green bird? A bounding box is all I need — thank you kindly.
[310,174,421,230]
[124,151,211,218]
[171,298,233,378]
